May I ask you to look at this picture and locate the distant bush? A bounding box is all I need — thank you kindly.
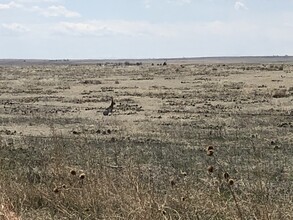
[272,89,289,98]
[82,79,102,85]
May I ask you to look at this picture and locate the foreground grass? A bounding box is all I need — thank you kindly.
[0,119,292,220]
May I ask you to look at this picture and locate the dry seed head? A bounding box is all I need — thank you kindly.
[170,179,176,187]
[207,146,214,151]
[251,134,257,138]
[70,169,76,176]
[208,165,214,173]
[53,187,59,193]
[79,173,86,180]
[180,171,187,176]
[223,172,230,180]
[228,179,234,186]
[207,150,214,156]
[274,145,280,150]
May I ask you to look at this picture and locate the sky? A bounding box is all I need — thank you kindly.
[0,0,293,59]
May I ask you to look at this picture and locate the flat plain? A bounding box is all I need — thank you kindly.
[0,58,292,219]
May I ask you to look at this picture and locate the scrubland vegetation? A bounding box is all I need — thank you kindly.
[0,60,292,219]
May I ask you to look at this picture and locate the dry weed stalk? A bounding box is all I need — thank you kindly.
[205,145,244,220]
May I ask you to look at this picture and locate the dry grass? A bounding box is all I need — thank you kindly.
[0,61,292,219]
[272,89,289,98]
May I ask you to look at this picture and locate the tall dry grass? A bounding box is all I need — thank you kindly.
[0,119,292,219]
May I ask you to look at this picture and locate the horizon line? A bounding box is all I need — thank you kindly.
[0,55,292,61]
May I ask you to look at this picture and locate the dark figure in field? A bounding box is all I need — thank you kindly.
[103,97,115,116]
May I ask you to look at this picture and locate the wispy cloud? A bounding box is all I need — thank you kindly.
[2,23,30,32]
[51,19,261,40]
[144,0,191,8]
[234,1,248,10]
[32,5,81,17]
[53,20,179,38]
[54,22,104,36]
[0,1,79,18]
[144,0,151,8]
[0,1,23,10]
[167,0,191,4]
[16,0,60,2]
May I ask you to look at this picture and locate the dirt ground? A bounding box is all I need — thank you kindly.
[0,59,292,139]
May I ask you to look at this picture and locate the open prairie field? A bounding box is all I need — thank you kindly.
[0,59,292,219]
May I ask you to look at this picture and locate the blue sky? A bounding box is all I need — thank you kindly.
[0,0,293,59]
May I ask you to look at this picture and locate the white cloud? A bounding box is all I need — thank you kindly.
[144,0,191,8]
[166,0,192,5]
[144,0,151,8]
[234,1,248,10]
[0,1,23,10]
[2,19,288,44]
[0,1,79,19]
[52,19,259,40]
[167,0,191,4]
[53,20,178,38]
[2,23,30,32]
[54,21,133,37]
[16,0,59,2]
[32,5,81,17]
[54,22,103,36]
